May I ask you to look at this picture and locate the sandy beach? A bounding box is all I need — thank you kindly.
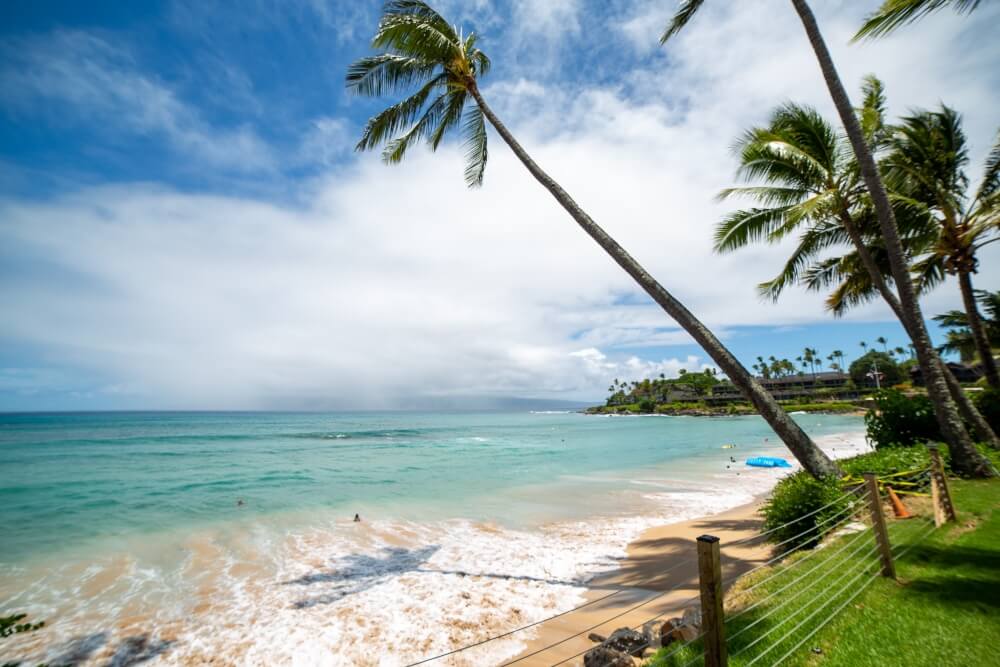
[509,432,871,666]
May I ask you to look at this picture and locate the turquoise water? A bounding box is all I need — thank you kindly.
[0,410,864,564]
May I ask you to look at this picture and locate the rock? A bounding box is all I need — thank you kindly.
[641,621,662,650]
[660,609,702,645]
[681,606,702,630]
[588,633,607,644]
[602,627,647,656]
[659,618,685,646]
[583,646,634,667]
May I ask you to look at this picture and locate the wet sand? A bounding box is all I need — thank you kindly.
[508,499,769,666]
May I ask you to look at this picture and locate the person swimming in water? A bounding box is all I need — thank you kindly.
[236,498,245,507]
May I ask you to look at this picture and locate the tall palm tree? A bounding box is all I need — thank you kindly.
[882,108,1000,388]
[876,336,889,354]
[662,0,992,477]
[854,0,983,40]
[347,1,839,477]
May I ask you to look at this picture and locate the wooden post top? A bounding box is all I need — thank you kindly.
[698,534,720,544]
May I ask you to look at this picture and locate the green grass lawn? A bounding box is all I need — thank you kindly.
[647,478,1000,667]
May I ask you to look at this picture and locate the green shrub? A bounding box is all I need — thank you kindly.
[761,472,853,551]
[974,387,1000,432]
[638,398,656,412]
[864,389,940,449]
[839,446,932,477]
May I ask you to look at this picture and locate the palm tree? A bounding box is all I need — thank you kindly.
[860,341,868,353]
[854,0,983,40]
[347,1,840,477]
[662,0,992,477]
[934,291,1000,363]
[708,76,1000,460]
[882,108,1000,388]
[715,95,999,445]
[876,336,889,354]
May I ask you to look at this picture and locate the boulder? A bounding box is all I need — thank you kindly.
[659,618,685,646]
[602,627,648,656]
[587,633,607,644]
[583,646,634,667]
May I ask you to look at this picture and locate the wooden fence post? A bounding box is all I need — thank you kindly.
[863,473,896,579]
[697,534,727,667]
[928,446,957,527]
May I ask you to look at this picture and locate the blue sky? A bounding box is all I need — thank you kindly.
[1,1,999,410]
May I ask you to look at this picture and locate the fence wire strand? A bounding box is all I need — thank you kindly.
[726,538,878,647]
[730,542,880,662]
[725,520,875,626]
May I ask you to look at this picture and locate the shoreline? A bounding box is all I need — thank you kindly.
[508,430,870,665]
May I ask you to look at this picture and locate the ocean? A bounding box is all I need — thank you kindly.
[0,410,865,665]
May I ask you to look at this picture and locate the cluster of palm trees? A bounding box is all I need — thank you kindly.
[346,0,994,478]
[751,348,850,379]
[860,338,912,360]
[606,370,720,406]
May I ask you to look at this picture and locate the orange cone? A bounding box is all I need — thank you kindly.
[887,486,912,519]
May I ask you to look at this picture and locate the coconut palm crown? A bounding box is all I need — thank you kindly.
[346,0,491,187]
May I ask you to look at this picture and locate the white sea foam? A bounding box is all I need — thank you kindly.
[2,430,869,666]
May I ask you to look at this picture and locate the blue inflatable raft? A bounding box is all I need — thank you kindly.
[746,456,792,468]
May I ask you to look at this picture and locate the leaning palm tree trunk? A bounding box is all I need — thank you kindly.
[467,84,840,479]
[790,0,993,477]
[958,270,1000,388]
[837,212,1000,448]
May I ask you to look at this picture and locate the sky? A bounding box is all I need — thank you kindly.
[1,0,998,411]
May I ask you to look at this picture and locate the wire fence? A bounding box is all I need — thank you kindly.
[401,459,950,667]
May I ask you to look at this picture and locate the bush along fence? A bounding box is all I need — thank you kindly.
[400,448,956,667]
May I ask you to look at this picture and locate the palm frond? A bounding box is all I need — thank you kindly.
[428,89,467,151]
[858,75,889,149]
[354,72,448,152]
[853,0,981,41]
[461,104,488,187]
[714,206,792,252]
[661,0,706,44]
[346,54,439,97]
[716,186,810,207]
[373,1,460,60]
[758,224,849,302]
[382,92,449,163]
[973,129,1000,202]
